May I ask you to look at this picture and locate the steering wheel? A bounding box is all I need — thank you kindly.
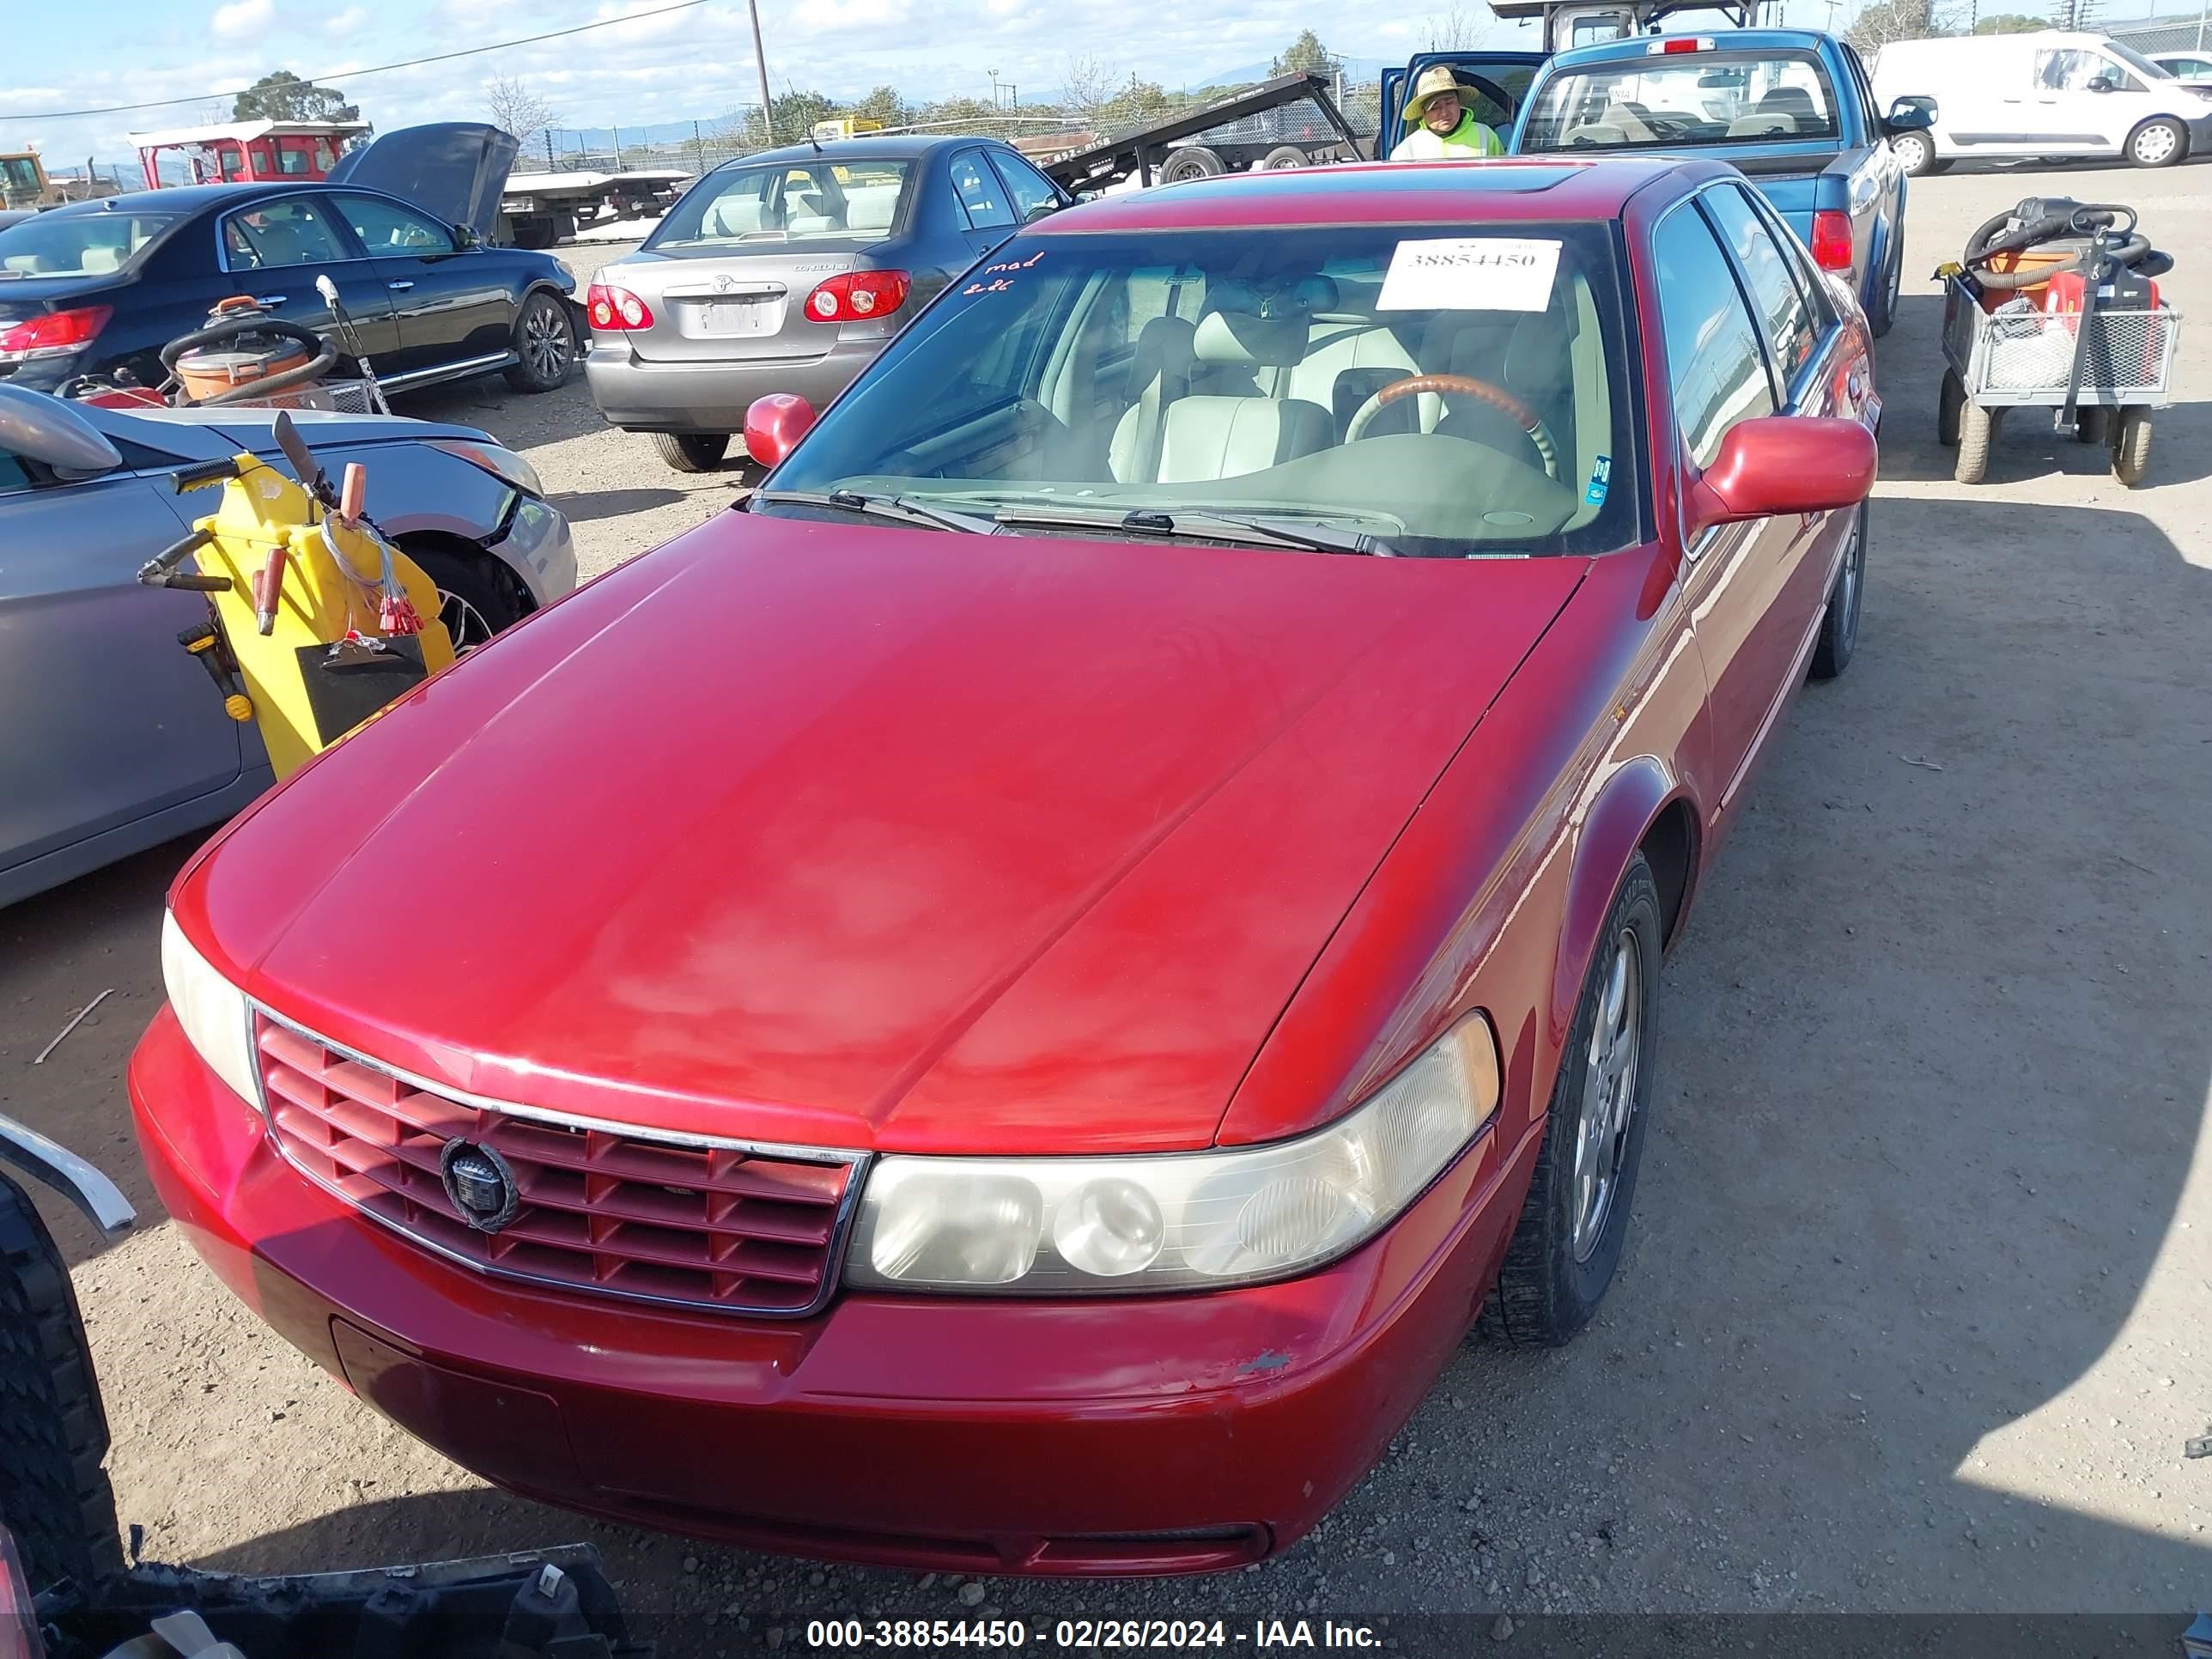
[1344,373,1561,480]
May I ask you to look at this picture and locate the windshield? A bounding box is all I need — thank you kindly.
[762,223,1638,558]
[0,209,183,279]
[0,158,41,194]
[648,158,911,248]
[1521,52,1840,149]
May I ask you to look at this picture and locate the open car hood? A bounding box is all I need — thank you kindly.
[325,122,520,240]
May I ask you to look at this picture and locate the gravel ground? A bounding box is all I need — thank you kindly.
[3,162,2209,1655]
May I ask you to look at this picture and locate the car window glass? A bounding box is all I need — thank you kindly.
[1522,52,1838,149]
[1748,186,1837,331]
[1433,64,1539,131]
[949,151,1014,229]
[650,159,911,246]
[2089,53,2146,92]
[222,198,350,269]
[988,152,1060,221]
[334,193,454,254]
[0,451,33,493]
[1700,185,1816,389]
[1653,204,1774,471]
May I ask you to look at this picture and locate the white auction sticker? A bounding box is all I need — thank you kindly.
[1377,237,1563,313]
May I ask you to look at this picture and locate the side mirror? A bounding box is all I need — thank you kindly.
[2087,76,2118,93]
[744,392,817,468]
[0,384,123,477]
[1024,200,1060,222]
[1881,96,1936,134]
[1684,416,1875,540]
[453,222,480,248]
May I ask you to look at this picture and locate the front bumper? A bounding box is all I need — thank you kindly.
[2188,111,2212,155]
[495,491,579,610]
[581,336,883,434]
[130,1008,1535,1575]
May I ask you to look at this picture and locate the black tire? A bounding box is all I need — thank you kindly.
[400,543,526,655]
[502,291,577,393]
[2112,408,2153,486]
[1158,146,1226,183]
[0,1175,123,1598]
[1259,145,1310,170]
[1891,131,1936,178]
[1954,398,1996,484]
[1923,158,1954,175]
[2126,118,2186,168]
[2075,407,2110,445]
[1869,235,1903,338]
[1809,499,1867,681]
[1480,854,1662,1348]
[511,217,557,250]
[1937,368,1965,447]
[653,432,729,472]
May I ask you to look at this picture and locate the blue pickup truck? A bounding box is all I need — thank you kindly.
[1381,26,1934,337]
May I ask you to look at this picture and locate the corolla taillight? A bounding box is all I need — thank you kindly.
[586,282,653,331]
[803,270,910,324]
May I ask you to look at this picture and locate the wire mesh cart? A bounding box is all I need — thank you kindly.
[1936,273,2179,488]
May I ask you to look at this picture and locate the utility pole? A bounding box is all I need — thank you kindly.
[746,0,776,144]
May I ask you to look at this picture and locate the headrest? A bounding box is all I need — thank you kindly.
[1130,313,1197,386]
[1504,306,1571,388]
[1195,309,1309,368]
[1757,85,1819,119]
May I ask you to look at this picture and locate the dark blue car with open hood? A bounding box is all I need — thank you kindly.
[0,124,581,398]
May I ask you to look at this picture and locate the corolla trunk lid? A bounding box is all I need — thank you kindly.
[603,246,870,366]
[324,122,520,241]
[191,515,1589,1156]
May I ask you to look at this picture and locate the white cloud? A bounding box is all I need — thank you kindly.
[210,0,274,38]
[325,4,369,35]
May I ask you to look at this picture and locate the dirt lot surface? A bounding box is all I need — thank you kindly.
[3,162,2209,1653]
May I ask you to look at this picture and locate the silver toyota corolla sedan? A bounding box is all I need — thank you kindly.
[0,386,575,907]
[582,134,1068,472]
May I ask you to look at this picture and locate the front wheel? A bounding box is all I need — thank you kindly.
[1891,131,1936,177]
[503,291,578,392]
[2127,118,2185,167]
[1955,398,1997,484]
[1809,500,1867,681]
[400,544,526,654]
[1480,854,1662,1348]
[2112,408,2154,486]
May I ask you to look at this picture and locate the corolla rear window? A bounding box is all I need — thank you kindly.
[761,222,1638,558]
[0,210,184,279]
[649,160,911,248]
[1520,52,1840,149]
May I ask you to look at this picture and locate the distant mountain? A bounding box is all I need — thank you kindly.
[1195,56,1396,89]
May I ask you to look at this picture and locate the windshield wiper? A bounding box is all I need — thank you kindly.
[988,504,1394,556]
[750,488,999,536]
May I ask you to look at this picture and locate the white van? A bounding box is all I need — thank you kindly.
[1871,30,2212,172]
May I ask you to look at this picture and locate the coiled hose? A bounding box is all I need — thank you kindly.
[158,310,338,405]
[1964,198,2161,289]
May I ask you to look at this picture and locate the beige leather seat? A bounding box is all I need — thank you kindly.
[1108,315,1197,484]
[1152,311,1333,484]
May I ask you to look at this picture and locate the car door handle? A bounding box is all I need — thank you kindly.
[387,280,415,291]
[256,294,287,306]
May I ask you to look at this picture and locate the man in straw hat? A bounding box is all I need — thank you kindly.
[1389,65,1507,160]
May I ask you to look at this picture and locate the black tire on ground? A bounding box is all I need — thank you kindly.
[654,432,730,473]
[1924,158,1954,174]
[0,1174,123,1598]
[1954,398,1996,484]
[1891,131,1936,177]
[511,217,557,250]
[2112,408,2154,486]
[399,543,526,655]
[1158,146,1226,183]
[1937,368,1965,447]
[2126,118,2186,168]
[1480,854,1662,1349]
[1259,145,1310,170]
[1869,236,1903,337]
[502,291,577,393]
[2075,407,2110,445]
[1809,499,1867,682]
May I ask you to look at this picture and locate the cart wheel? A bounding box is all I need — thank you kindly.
[2074,408,2109,445]
[1954,399,1996,484]
[2112,409,2153,487]
[1937,368,1965,447]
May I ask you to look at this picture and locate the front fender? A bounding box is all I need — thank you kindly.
[0,1111,135,1236]
[1547,756,1688,1051]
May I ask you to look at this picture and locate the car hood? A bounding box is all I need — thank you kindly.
[187,513,1588,1155]
[324,122,520,240]
[131,404,494,451]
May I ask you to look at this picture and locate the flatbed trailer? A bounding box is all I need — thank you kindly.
[1040,72,1368,192]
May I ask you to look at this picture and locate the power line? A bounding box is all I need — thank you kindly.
[0,0,717,121]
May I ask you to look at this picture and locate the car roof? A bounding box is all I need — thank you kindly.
[34,182,330,218]
[709,134,988,171]
[1550,27,1840,69]
[1039,157,1703,234]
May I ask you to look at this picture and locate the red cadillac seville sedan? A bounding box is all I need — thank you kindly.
[132,156,1877,1576]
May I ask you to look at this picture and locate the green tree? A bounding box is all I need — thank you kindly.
[915,94,999,128]
[853,85,908,126]
[1273,29,1334,76]
[1844,0,1935,51]
[233,70,360,124]
[770,87,839,143]
[1972,12,2041,30]
[1098,77,1170,130]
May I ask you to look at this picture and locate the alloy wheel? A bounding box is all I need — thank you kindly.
[437,586,496,655]
[524,302,573,382]
[1570,927,1644,1262]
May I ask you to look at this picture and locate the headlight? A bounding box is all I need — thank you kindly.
[159,912,258,1108]
[429,440,544,498]
[845,1013,1500,1294]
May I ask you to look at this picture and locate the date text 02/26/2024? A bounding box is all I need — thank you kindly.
[804,1618,1382,1650]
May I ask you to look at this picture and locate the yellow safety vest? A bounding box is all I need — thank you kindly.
[1390,115,1507,161]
